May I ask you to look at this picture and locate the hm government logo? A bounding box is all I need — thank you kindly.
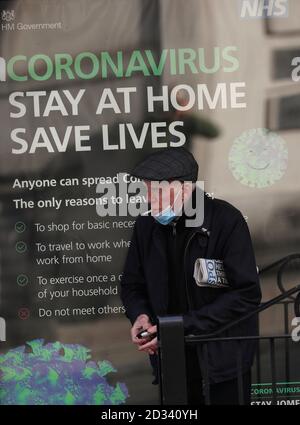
[1,9,15,31]
[1,9,62,32]
[238,0,289,18]
[1,9,15,22]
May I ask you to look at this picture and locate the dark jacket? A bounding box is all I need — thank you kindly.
[120,190,262,384]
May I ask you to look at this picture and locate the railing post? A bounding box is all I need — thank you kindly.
[158,316,188,405]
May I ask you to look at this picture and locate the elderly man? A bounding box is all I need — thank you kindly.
[120,147,261,405]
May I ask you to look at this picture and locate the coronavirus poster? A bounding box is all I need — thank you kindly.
[0,0,300,411]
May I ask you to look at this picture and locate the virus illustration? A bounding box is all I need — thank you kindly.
[0,339,129,405]
[228,128,288,188]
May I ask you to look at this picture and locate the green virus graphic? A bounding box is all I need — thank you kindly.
[0,339,129,405]
[228,128,288,188]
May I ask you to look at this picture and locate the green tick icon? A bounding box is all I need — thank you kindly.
[15,221,26,233]
[15,241,27,254]
[17,274,29,286]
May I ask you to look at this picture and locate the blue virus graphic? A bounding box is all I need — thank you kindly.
[0,339,129,405]
[229,128,288,188]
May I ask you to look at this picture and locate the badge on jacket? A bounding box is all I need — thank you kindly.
[193,258,229,288]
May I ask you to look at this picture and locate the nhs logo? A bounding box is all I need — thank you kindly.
[239,0,289,18]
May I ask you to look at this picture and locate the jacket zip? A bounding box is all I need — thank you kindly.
[183,228,211,391]
[171,221,177,237]
[183,230,196,310]
[171,221,177,312]
[168,221,210,388]
[170,220,194,312]
[169,222,210,313]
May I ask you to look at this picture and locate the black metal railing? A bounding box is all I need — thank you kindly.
[157,254,300,405]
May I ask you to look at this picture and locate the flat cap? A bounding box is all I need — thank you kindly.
[130,147,199,182]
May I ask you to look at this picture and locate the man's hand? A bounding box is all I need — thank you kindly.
[138,324,157,355]
[131,314,157,355]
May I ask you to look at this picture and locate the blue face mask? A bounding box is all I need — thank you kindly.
[152,189,181,225]
[153,207,177,225]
